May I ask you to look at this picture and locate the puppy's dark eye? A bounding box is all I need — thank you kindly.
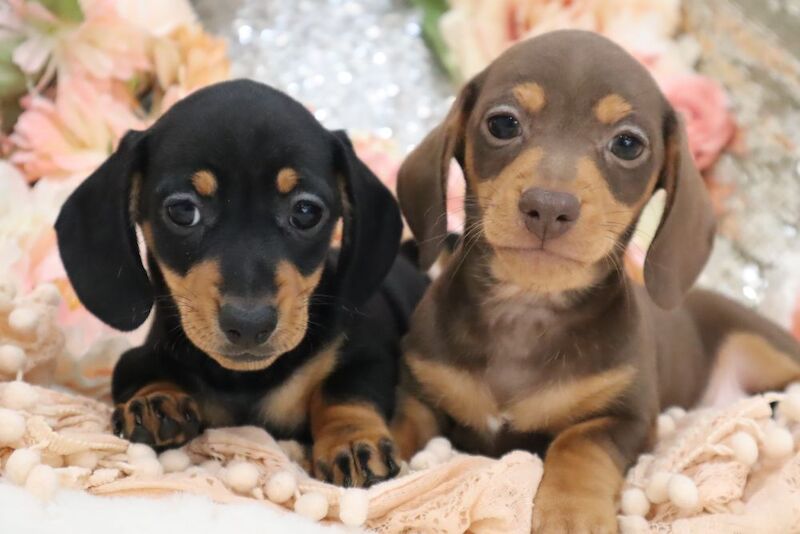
[166,199,201,227]
[487,114,521,140]
[609,133,645,161]
[289,199,323,231]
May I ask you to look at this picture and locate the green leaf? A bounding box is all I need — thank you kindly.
[409,0,459,81]
[35,0,84,23]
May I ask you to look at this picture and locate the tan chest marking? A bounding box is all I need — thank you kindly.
[259,338,341,431]
[408,351,635,435]
[506,365,635,433]
[406,353,499,432]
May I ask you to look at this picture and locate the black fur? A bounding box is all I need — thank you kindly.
[55,80,427,448]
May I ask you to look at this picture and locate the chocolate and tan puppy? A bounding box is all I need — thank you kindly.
[393,30,800,532]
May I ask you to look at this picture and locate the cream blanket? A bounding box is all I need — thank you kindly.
[1,284,800,533]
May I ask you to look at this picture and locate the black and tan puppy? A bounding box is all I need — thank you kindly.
[55,79,427,487]
[395,30,800,531]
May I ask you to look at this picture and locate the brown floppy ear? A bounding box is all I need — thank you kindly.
[397,73,483,269]
[644,110,716,309]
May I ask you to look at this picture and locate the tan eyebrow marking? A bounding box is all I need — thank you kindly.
[277,168,299,194]
[191,170,217,197]
[512,82,546,113]
[595,94,633,124]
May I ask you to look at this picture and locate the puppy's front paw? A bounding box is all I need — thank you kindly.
[312,420,400,487]
[112,383,202,451]
[532,490,617,534]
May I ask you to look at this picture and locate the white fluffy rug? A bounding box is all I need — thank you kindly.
[0,481,352,534]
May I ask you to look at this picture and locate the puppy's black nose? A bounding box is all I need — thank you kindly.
[518,187,581,240]
[219,301,278,348]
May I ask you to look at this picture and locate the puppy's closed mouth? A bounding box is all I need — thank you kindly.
[493,244,586,266]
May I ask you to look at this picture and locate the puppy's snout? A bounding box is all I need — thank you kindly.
[518,188,580,240]
[219,299,278,348]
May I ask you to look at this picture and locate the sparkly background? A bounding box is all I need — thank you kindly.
[194,0,800,327]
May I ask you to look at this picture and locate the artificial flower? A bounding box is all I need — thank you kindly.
[440,0,682,81]
[115,0,196,37]
[149,23,230,117]
[659,74,736,170]
[9,75,142,181]
[1,0,149,92]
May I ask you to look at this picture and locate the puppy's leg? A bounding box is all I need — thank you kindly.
[532,416,649,534]
[309,357,400,487]
[111,347,203,450]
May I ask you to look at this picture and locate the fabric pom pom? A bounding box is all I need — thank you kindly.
[730,431,759,466]
[2,381,39,410]
[778,392,800,423]
[266,470,296,504]
[410,450,438,470]
[31,284,61,306]
[8,307,40,335]
[132,457,164,477]
[0,408,26,445]
[5,448,41,485]
[339,488,369,526]
[66,451,99,470]
[665,406,687,420]
[224,461,260,494]
[25,464,59,501]
[668,474,698,510]
[762,426,794,459]
[294,492,329,521]
[127,443,157,461]
[425,437,453,462]
[620,488,650,517]
[159,449,191,473]
[656,414,676,439]
[645,471,672,504]
[0,345,26,375]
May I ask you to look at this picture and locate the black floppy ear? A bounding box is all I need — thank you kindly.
[332,130,402,308]
[643,110,716,309]
[55,130,153,330]
[396,72,483,269]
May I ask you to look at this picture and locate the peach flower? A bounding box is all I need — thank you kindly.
[149,24,230,117]
[115,0,196,37]
[1,0,149,91]
[9,75,143,182]
[659,74,736,170]
[440,0,681,80]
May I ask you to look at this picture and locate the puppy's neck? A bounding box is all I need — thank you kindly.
[446,235,626,320]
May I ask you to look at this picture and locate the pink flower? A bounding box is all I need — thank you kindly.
[9,75,143,182]
[440,0,681,81]
[659,74,736,171]
[1,0,149,91]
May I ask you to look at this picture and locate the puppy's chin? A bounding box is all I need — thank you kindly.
[488,246,601,294]
[205,350,281,372]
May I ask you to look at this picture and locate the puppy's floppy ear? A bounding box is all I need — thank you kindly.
[55,130,153,330]
[397,73,483,269]
[644,110,716,309]
[332,130,402,308]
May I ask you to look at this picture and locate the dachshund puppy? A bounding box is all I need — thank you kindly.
[395,30,800,531]
[55,80,427,487]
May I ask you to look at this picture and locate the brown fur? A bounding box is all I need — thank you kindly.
[273,261,323,355]
[513,82,546,113]
[310,390,399,486]
[594,94,633,124]
[114,382,201,449]
[259,337,341,431]
[395,30,800,533]
[191,170,218,197]
[276,167,299,194]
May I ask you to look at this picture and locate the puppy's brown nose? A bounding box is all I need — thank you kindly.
[219,300,278,349]
[518,188,580,240]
